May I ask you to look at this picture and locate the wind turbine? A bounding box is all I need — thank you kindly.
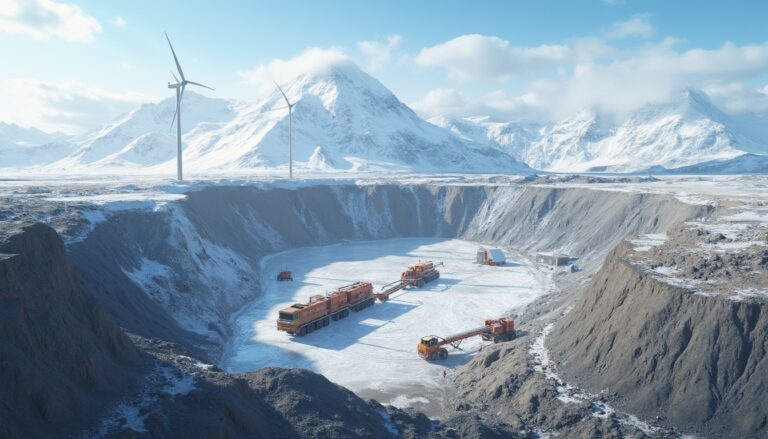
[274,82,295,179]
[165,32,213,181]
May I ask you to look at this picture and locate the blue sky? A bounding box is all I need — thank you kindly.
[2,0,768,133]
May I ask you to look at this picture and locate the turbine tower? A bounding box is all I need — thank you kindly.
[165,32,214,181]
[274,82,295,179]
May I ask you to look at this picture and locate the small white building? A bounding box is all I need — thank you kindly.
[477,247,506,265]
[536,252,570,266]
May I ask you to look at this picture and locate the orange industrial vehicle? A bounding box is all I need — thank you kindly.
[376,261,443,301]
[417,317,516,361]
[276,282,374,336]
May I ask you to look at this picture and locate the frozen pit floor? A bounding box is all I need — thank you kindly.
[220,238,550,416]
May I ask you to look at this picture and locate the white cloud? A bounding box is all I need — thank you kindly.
[414,34,614,82]
[238,47,352,96]
[416,34,574,81]
[702,82,768,114]
[113,16,126,27]
[357,34,403,71]
[605,14,654,38]
[0,0,101,43]
[410,88,545,121]
[1,79,151,133]
[527,41,768,120]
[415,32,768,121]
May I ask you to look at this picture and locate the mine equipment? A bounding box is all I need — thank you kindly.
[375,261,444,302]
[276,270,293,281]
[417,317,516,361]
[276,282,375,336]
[476,247,506,266]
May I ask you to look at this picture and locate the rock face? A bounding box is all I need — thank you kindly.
[452,334,659,438]
[0,224,435,438]
[0,224,147,438]
[548,242,768,438]
[120,352,416,438]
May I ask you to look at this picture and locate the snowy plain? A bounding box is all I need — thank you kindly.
[221,238,551,413]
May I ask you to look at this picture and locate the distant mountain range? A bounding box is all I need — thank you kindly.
[431,89,768,173]
[1,62,766,174]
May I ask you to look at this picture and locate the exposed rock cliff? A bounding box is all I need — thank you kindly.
[548,240,768,438]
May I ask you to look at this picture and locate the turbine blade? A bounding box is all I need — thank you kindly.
[165,32,185,80]
[179,84,185,104]
[186,80,214,91]
[170,70,179,83]
[169,102,178,132]
[274,81,291,106]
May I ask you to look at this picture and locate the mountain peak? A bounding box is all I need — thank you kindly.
[289,59,394,104]
[679,88,725,119]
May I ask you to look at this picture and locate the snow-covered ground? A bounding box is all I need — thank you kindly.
[221,238,549,412]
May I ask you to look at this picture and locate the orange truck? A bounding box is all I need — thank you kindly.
[276,281,375,336]
[417,317,516,361]
[276,270,293,281]
[376,261,443,301]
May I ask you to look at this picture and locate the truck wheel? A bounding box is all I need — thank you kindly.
[298,327,306,336]
[428,352,438,361]
[439,348,448,360]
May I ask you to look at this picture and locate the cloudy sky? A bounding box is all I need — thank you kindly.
[2,0,768,133]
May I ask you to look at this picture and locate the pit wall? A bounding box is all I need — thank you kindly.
[548,242,768,438]
[67,183,708,359]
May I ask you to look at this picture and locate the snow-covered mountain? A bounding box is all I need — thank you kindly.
[3,64,767,174]
[0,122,74,167]
[429,115,539,160]
[0,122,65,147]
[41,62,528,174]
[55,92,241,169]
[434,90,768,173]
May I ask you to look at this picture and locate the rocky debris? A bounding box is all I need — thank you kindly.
[96,335,442,438]
[637,222,768,297]
[450,322,680,438]
[548,239,768,438]
[0,195,89,242]
[0,223,148,438]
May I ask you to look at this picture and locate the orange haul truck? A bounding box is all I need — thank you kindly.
[276,281,374,336]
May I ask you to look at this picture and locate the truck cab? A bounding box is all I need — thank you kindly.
[417,336,447,360]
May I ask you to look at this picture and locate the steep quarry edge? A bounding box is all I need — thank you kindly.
[0,223,434,438]
[0,224,148,438]
[547,240,768,438]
